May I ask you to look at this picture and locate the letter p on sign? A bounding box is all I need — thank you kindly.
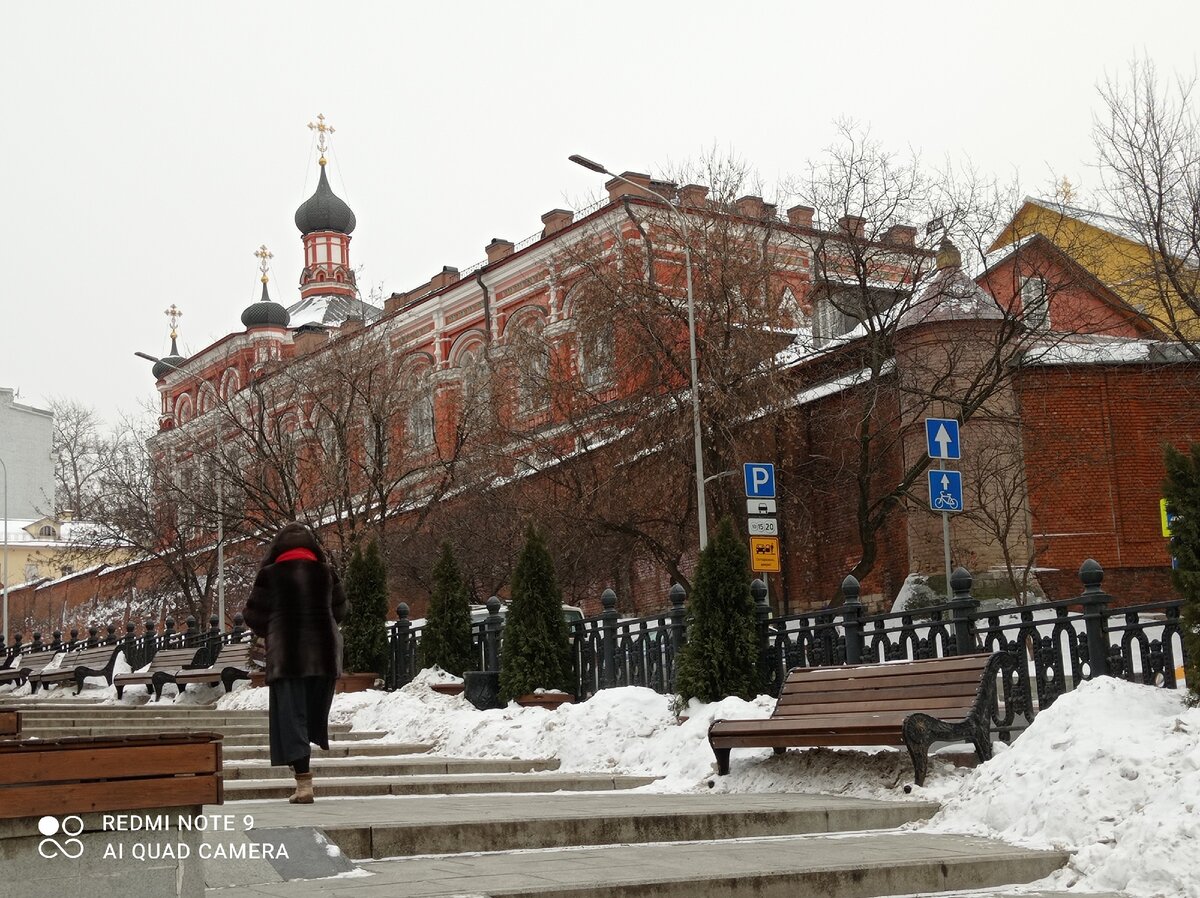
[743,463,776,499]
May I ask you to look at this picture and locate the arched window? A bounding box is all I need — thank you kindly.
[175,393,193,425]
[405,368,435,450]
[220,368,241,400]
[579,323,614,388]
[39,525,54,538]
[506,310,549,415]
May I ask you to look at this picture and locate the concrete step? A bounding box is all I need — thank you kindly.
[221,731,386,747]
[16,726,385,740]
[232,831,1067,897]
[222,742,432,761]
[19,716,336,729]
[224,772,655,800]
[224,756,559,781]
[14,709,267,719]
[242,793,939,859]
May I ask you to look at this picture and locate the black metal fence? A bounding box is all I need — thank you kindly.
[384,559,1188,722]
[1,613,249,671]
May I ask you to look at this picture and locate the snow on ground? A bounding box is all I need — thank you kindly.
[213,668,1196,895]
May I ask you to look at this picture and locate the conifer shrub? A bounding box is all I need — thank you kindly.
[342,539,390,678]
[498,526,572,701]
[674,516,761,705]
[1164,444,1200,702]
[420,541,476,676]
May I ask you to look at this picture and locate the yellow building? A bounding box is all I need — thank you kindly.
[1,516,124,590]
[990,197,1200,343]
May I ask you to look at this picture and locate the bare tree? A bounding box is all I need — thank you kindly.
[50,397,112,517]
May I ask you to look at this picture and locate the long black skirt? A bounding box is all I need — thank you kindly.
[268,676,336,767]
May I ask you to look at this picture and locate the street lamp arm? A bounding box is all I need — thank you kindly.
[568,155,689,239]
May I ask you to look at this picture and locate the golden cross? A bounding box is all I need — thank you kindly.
[307,113,335,165]
[254,244,273,283]
[164,304,183,339]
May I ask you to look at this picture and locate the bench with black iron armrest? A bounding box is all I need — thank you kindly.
[114,646,210,701]
[30,644,122,695]
[171,642,253,696]
[708,652,1016,786]
[0,650,61,693]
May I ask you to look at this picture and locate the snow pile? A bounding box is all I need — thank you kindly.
[928,677,1200,897]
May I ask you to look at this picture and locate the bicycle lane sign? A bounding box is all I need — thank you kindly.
[927,469,964,513]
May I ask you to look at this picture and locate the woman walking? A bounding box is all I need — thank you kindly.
[243,523,348,804]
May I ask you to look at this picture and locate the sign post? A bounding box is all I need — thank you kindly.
[743,463,780,604]
[925,418,963,600]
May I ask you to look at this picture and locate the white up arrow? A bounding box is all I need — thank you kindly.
[934,424,953,458]
[941,473,950,490]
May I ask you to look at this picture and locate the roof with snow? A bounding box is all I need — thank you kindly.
[286,294,383,328]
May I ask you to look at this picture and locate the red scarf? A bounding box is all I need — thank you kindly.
[276,548,318,564]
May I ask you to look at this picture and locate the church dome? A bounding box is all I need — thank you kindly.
[241,281,291,329]
[152,336,187,379]
[294,164,356,235]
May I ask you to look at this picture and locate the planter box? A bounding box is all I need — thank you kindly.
[515,691,575,711]
[430,682,464,696]
[335,672,378,694]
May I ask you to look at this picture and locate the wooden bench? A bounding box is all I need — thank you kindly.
[172,642,253,695]
[30,645,122,695]
[0,732,223,818]
[0,650,60,692]
[0,711,19,737]
[708,652,1016,786]
[114,646,209,701]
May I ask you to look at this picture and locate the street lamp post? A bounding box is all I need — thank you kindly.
[133,351,227,630]
[569,154,709,550]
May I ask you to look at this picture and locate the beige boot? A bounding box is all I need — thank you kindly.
[288,772,314,804]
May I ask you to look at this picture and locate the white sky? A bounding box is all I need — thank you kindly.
[4,1,1197,426]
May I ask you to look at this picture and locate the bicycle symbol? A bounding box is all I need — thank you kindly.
[932,492,960,511]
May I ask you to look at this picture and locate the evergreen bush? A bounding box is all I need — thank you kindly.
[499,526,572,701]
[674,516,761,705]
[342,539,390,678]
[420,541,476,676]
[1164,444,1200,702]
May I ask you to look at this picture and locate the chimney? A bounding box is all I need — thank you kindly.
[735,195,766,219]
[679,184,709,207]
[384,291,408,315]
[486,238,515,264]
[541,209,573,238]
[340,316,364,336]
[604,171,653,203]
[883,224,917,247]
[293,324,329,355]
[428,266,460,292]
[787,205,815,228]
[839,215,867,238]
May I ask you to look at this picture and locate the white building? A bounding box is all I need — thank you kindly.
[0,387,54,519]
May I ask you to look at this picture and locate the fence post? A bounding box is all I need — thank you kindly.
[31,632,44,652]
[669,582,687,651]
[484,596,503,673]
[231,613,246,643]
[184,617,197,647]
[841,575,864,665]
[51,631,62,651]
[751,579,771,687]
[68,629,78,649]
[1078,559,1111,678]
[87,626,99,648]
[143,620,157,661]
[124,623,137,667]
[105,624,117,645]
[948,567,980,656]
[394,603,411,684]
[600,588,618,689]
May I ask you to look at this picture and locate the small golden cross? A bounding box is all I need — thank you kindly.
[164,303,183,339]
[307,113,336,165]
[254,244,273,283]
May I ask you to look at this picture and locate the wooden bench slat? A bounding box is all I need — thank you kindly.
[0,743,220,786]
[773,694,978,717]
[778,680,982,705]
[784,654,993,683]
[714,731,909,748]
[0,774,222,819]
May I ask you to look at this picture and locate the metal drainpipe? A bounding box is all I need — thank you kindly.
[475,271,493,343]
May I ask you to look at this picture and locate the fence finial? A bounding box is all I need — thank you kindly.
[750,579,768,604]
[950,567,973,600]
[1079,558,1104,593]
[841,574,861,605]
[396,602,410,621]
[601,588,617,611]
[669,583,686,608]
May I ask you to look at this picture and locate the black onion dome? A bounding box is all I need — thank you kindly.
[241,281,291,328]
[152,336,187,379]
[294,164,356,235]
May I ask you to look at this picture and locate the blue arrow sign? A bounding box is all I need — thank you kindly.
[743,463,776,499]
[928,469,964,513]
[925,418,961,460]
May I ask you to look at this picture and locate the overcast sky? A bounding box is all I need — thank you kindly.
[4,1,1197,427]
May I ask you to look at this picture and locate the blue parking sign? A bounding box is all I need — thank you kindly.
[743,463,776,499]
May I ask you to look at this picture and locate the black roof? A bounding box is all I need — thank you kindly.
[241,281,291,329]
[294,164,356,235]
